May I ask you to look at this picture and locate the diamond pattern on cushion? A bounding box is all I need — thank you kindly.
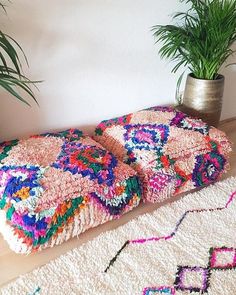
[0,129,142,253]
[94,106,232,202]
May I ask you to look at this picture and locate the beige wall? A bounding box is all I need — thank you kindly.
[0,0,235,141]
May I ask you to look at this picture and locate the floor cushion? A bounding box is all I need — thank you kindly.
[0,129,141,254]
[94,106,232,203]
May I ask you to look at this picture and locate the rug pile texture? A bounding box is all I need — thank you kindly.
[2,177,236,295]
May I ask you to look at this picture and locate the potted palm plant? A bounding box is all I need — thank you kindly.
[152,0,236,126]
[0,2,38,106]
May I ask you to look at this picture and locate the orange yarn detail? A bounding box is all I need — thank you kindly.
[128,194,139,206]
[115,186,125,195]
[13,187,30,200]
[161,155,170,169]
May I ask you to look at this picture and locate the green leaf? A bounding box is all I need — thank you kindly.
[152,0,236,80]
[175,72,185,104]
[6,206,15,220]
[0,2,41,106]
[0,78,31,106]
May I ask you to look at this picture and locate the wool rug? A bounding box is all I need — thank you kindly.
[1,177,236,295]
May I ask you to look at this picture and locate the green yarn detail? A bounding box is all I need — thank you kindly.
[125,176,142,200]
[211,152,225,167]
[43,129,84,141]
[155,159,164,169]
[62,129,83,141]
[0,193,7,209]
[169,157,176,165]
[19,227,34,239]
[210,141,218,151]
[30,286,41,295]
[76,151,103,173]
[155,154,176,170]
[0,139,18,162]
[6,206,15,220]
[7,176,141,248]
[61,129,83,141]
[34,196,84,246]
[175,171,187,187]
[14,196,84,247]
[95,128,103,136]
[90,163,102,174]
[13,177,141,248]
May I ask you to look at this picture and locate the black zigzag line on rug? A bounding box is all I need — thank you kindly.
[104,190,236,273]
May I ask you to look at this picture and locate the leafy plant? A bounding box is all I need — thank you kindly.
[152,0,236,80]
[0,1,38,105]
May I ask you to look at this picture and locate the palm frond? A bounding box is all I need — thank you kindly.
[0,1,8,14]
[0,1,39,105]
[153,0,236,80]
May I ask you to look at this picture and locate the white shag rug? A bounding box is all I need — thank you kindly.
[1,177,236,295]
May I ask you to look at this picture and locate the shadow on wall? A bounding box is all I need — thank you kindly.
[0,96,96,141]
[0,94,42,141]
[0,89,96,141]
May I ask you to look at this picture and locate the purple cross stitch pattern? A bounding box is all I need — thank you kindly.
[174,266,210,292]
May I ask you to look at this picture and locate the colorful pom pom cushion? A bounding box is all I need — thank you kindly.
[94,106,232,203]
[0,129,141,254]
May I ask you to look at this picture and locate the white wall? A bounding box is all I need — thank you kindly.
[0,0,236,141]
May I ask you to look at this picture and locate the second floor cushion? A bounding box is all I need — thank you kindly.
[94,106,232,203]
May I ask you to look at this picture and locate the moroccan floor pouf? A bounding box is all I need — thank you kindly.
[0,129,141,254]
[94,106,232,203]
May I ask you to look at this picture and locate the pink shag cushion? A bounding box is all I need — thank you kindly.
[94,106,232,203]
[0,129,141,254]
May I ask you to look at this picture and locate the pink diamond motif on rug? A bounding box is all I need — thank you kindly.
[174,266,210,293]
[209,247,236,269]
